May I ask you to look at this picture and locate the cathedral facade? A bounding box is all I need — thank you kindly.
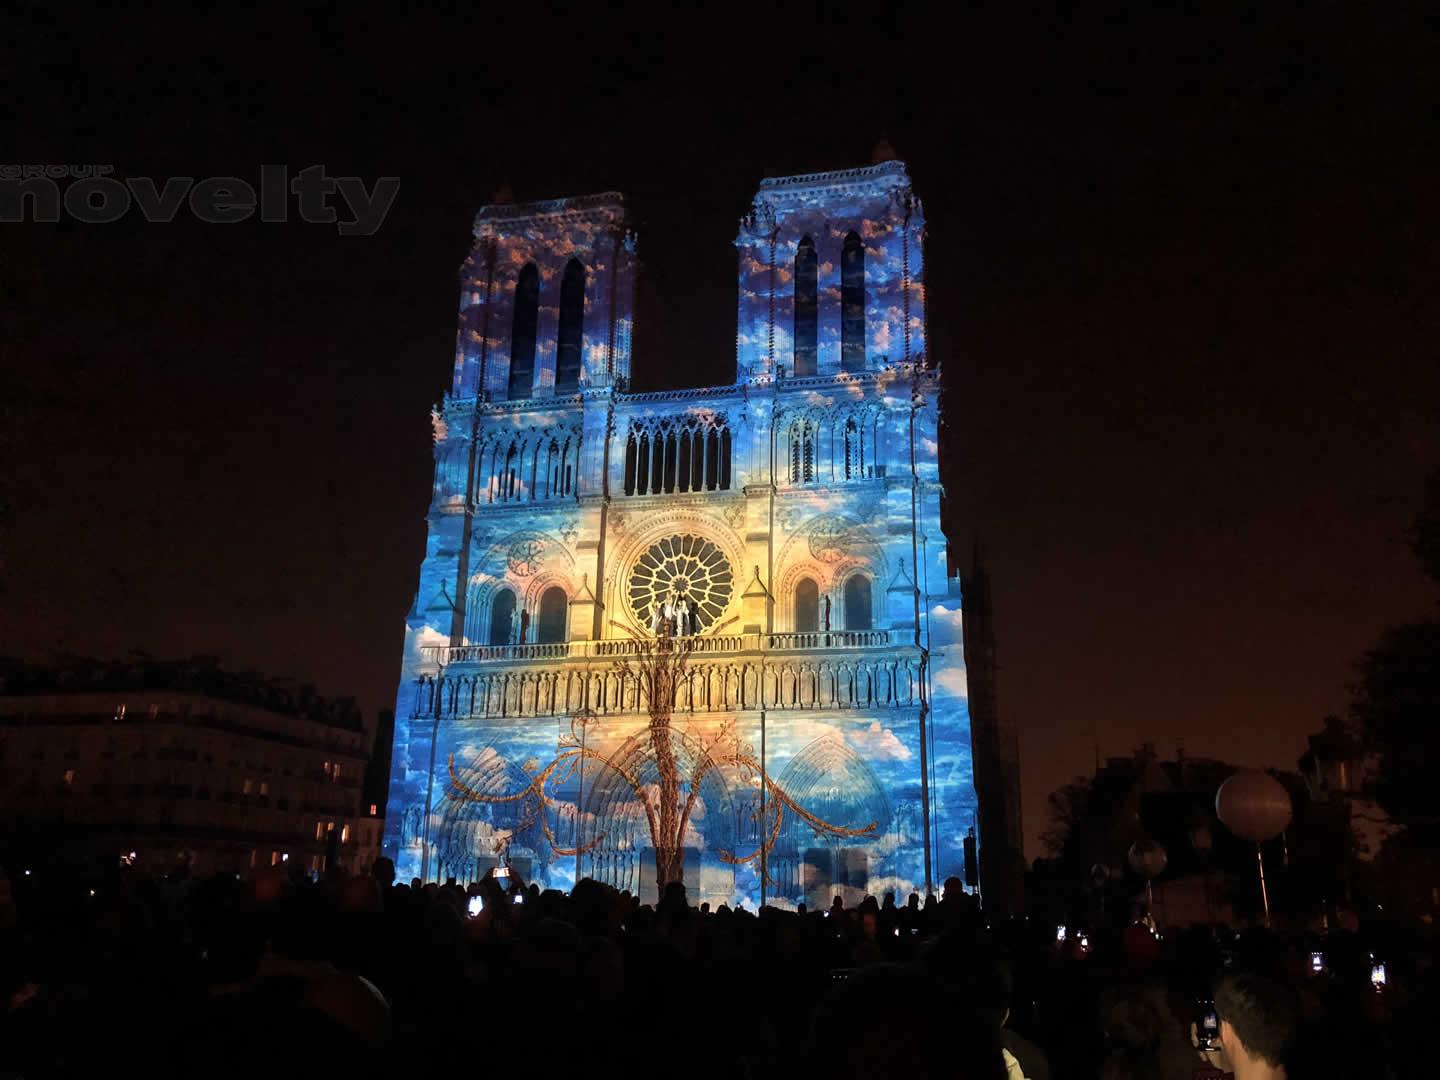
[383,159,978,907]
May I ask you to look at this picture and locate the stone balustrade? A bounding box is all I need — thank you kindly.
[423,628,899,668]
[410,641,924,722]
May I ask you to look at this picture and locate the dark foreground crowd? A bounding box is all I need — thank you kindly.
[0,860,1435,1080]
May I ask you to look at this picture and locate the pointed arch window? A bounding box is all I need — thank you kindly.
[536,586,568,644]
[843,574,872,631]
[555,258,585,393]
[507,263,540,399]
[489,589,516,646]
[789,420,816,485]
[841,232,865,372]
[624,433,639,495]
[793,236,818,376]
[794,578,820,633]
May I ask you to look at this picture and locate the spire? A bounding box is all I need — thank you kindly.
[742,565,772,599]
[424,580,455,613]
[572,573,594,604]
[887,557,916,594]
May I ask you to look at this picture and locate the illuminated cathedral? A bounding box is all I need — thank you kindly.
[383,158,981,907]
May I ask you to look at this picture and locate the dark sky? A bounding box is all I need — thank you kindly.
[4,8,1436,854]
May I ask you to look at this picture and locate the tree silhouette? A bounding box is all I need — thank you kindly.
[1350,467,1440,844]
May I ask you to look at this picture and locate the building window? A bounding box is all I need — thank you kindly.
[555,258,586,393]
[114,704,126,720]
[786,409,882,485]
[243,778,254,795]
[841,231,865,372]
[332,763,341,783]
[481,432,577,504]
[789,420,815,484]
[370,803,378,816]
[271,851,280,866]
[623,416,730,495]
[323,761,332,778]
[793,235,818,376]
[536,586,568,644]
[259,780,269,796]
[507,263,540,400]
[341,825,351,843]
[794,578,820,633]
[844,575,873,631]
[62,768,76,785]
[489,588,516,646]
[315,821,325,841]
[628,534,734,634]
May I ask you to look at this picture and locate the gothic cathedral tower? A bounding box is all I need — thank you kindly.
[384,161,979,907]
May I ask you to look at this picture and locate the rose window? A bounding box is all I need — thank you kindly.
[627,535,734,632]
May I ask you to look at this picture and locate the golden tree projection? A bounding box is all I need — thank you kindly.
[446,619,878,898]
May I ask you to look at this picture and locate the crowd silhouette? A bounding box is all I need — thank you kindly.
[0,859,1433,1079]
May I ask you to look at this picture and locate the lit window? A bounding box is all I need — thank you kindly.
[147,704,160,720]
[271,851,280,866]
[332,763,341,782]
[259,780,269,796]
[62,768,76,785]
[323,761,332,777]
[341,824,350,843]
[327,821,335,834]
[249,850,257,868]
[115,704,126,720]
[243,779,253,795]
[281,852,289,863]
[370,803,378,816]
[315,822,325,841]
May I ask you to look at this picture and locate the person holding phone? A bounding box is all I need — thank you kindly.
[1211,973,1300,1080]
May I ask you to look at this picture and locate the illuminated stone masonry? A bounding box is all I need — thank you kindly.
[385,161,977,907]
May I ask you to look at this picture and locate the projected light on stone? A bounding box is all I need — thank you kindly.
[384,161,978,907]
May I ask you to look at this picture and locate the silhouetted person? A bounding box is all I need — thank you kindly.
[1214,972,1300,1080]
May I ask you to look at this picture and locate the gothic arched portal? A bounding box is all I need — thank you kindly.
[772,736,892,904]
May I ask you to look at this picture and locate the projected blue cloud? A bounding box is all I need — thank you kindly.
[384,162,977,907]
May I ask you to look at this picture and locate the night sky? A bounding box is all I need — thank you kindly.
[5,9,1436,854]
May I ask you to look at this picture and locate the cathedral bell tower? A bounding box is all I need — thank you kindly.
[734,159,926,382]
